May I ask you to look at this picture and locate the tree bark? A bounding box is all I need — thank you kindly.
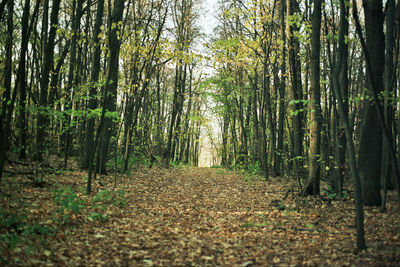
[357,0,385,206]
[35,0,62,161]
[304,0,322,195]
[97,0,125,174]
[275,0,287,176]
[381,0,395,211]
[82,0,105,169]
[64,0,84,168]
[0,0,13,181]
[335,0,366,251]
[287,0,304,181]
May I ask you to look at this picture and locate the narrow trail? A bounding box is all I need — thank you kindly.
[3,167,400,266]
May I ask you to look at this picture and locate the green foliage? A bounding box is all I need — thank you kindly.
[215,169,227,175]
[170,160,180,167]
[52,186,85,224]
[22,224,54,246]
[87,212,107,222]
[210,165,224,169]
[106,155,124,170]
[289,99,309,117]
[52,185,127,224]
[247,161,260,176]
[322,185,350,200]
[0,210,27,231]
[0,211,26,252]
[290,155,305,162]
[240,222,270,228]
[113,190,127,208]
[169,160,192,168]
[233,161,263,183]
[0,208,54,263]
[88,189,127,222]
[93,188,128,208]
[93,188,113,203]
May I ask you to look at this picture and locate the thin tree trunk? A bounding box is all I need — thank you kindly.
[87,0,124,193]
[304,0,322,195]
[64,0,84,168]
[97,0,125,174]
[275,0,287,176]
[35,0,62,161]
[287,0,304,181]
[82,0,105,169]
[336,0,366,250]
[381,0,395,212]
[0,0,13,181]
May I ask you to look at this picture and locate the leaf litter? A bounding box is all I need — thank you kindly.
[1,164,400,266]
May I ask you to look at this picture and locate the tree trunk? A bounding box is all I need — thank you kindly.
[287,0,304,180]
[87,0,124,193]
[275,0,287,176]
[97,0,125,174]
[64,0,84,168]
[0,0,13,181]
[304,0,322,196]
[357,0,385,206]
[336,0,366,250]
[82,0,105,169]
[381,0,396,211]
[35,0,62,161]
[335,1,349,197]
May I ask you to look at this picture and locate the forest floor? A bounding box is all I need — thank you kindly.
[1,157,400,266]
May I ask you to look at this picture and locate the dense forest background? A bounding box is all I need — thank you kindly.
[1,0,400,258]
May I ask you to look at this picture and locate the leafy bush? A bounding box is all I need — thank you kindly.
[0,210,26,231]
[88,189,127,222]
[247,161,260,176]
[0,208,54,264]
[216,170,226,175]
[22,224,54,246]
[210,165,224,168]
[113,190,127,208]
[321,185,350,200]
[52,186,85,224]
[93,188,127,208]
[93,188,113,204]
[87,212,107,222]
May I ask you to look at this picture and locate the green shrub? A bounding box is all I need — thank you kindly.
[247,161,260,175]
[0,208,54,264]
[93,188,127,208]
[88,189,127,222]
[87,212,107,222]
[52,186,85,224]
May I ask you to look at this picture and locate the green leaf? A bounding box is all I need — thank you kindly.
[304,223,314,229]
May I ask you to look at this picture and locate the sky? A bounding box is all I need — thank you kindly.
[197,0,221,167]
[199,0,219,37]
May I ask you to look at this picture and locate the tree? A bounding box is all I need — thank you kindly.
[331,0,349,197]
[304,0,322,195]
[275,0,287,176]
[35,0,62,161]
[96,0,125,175]
[165,0,199,167]
[286,0,304,181]
[357,0,385,206]
[64,0,84,167]
[334,0,366,251]
[380,0,396,211]
[87,0,125,193]
[81,0,105,169]
[0,0,13,181]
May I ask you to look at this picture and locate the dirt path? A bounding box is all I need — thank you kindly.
[2,167,400,266]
